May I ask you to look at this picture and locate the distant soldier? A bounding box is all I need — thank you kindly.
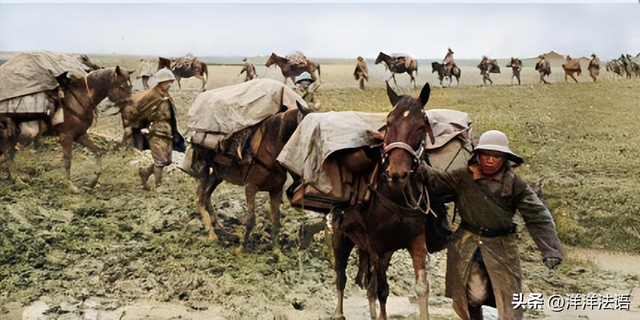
[294,72,320,110]
[535,55,552,84]
[135,68,185,191]
[588,53,600,82]
[353,56,369,90]
[506,57,523,85]
[239,58,257,82]
[443,47,457,76]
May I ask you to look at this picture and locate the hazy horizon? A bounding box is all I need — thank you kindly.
[1,3,639,61]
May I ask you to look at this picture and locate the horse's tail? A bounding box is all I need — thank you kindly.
[317,63,321,82]
[201,63,209,84]
[355,248,373,289]
[415,59,418,76]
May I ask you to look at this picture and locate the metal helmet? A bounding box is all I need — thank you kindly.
[474,130,523,164]
[295,72,314,84]
[153,68,176,83]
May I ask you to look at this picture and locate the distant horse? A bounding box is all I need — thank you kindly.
[431,61,460,87]
[158,55,209,91]
[0,67,133,192]
[375,52,419,88]
[506,57,523,85]
[265,52,321,84]
[332,82,449,320]
[562,55,582,83]
[189,102,311,250]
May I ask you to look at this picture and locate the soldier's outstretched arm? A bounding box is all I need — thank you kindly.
[416,161,458,197]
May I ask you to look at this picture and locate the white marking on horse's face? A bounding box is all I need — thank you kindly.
[403,110,410,118]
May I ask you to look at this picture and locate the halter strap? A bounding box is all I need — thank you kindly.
[84,76,96,107]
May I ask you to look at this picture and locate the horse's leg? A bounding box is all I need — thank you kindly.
[176,76,182,90]
[332,226,355,320]
[60,133,80,193]
[75,133,102,189]
[570,73,578,83]
[142,76,149,90]
[409,234,430,320]
[241,183,258,251]
[196,169,222,241]
[268,187,283,251]
[376,253,393,320]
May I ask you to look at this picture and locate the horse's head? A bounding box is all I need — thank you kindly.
[265,53,278,67]
[106,66,134,107]
[383,82,434,187]
[158,57,172,71]
[431,62,440,73]
[375,52,385,65]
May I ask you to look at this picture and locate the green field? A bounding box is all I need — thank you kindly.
[1,58,639,319]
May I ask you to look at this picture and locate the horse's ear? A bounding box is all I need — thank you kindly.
[55,71,70,87]
[115,66,122,76]
[386,81,400,107]
[296,100,312,116]
[418,83,430,108]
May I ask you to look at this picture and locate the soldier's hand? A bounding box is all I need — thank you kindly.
[543,257,562,270]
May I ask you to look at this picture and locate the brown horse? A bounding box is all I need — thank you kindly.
[158,56,209,91]
[0,67,133,192]
[190,102,311,250]
[431,61,461,87]
[506,57,523,85]
[535,56,552,84]
[562,55,581,83]
[332,82,443,320]
[375,52,418,88]
[477,57,501,86]
[265,52,321,84]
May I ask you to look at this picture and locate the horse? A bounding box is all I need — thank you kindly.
[431,61,460,87]
[265,52,321,84]
[0,67,133,192]
[158,56,209,91]
[189,101,311,250]
[562,55,582,83]
[506,57,523,85]
[332,82,446,320]
[375,52,419,88]
[535,56,552,84]
[477,58,501,86]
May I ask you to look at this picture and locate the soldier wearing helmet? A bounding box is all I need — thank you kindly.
[418,130,564,320]
[293,71,320,110]
[134,68,185,192]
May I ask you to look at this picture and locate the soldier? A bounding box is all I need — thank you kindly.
[443,47,457,76]
[353,56,369,90]
[135,68,185,191]
[293,72,320,110]
[418,130,565,320]
[239,58,257,82]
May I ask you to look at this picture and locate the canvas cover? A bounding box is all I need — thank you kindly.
[563,58,582,71]
[278,111,386,194]
[286,52,308,67]
[186,78,307,137]
[0,51,93,103]
[171,54,196,70]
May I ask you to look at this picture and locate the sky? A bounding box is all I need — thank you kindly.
[1,2,639,60]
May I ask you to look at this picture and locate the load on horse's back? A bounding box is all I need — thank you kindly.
[158,54,209,91]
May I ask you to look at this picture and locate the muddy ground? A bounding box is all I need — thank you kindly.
[1,59,639,319]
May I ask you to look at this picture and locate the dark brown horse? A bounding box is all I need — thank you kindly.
[506,57,523,85]
[265,52,321,84]
[375,52,418,88]
[0,67,133,192]
[189,102,311,250]
[332,82,444,320]
[431,61,461,87]
[158,56,209,91]
[535,56,552,84]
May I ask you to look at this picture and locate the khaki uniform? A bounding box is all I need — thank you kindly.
[134,87,184,167]
[418,163,564,320]
[294,83,319,110]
